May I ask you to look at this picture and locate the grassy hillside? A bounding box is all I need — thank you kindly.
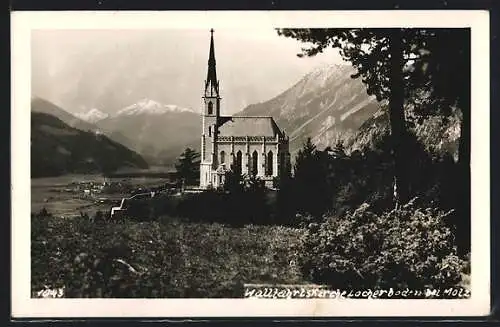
[31,213,304,298]
[31,112,149,177]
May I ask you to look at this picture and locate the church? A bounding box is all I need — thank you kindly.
[199,29,291,189]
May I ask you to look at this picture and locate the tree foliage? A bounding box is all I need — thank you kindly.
[276,28,469,113]
[223,170,245,193]
[278,28,412,203]
[175,148,200,185]
[277,28,470,249]
[293,138,332,218]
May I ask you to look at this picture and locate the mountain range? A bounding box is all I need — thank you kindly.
[92,64,382,164]
[31,29,331,116]
[32,97,98,132]
[75,108,109,123]
[30,63,459,177]
[94,99,200,164]
[31,109,149,178]
[238,64,380,156]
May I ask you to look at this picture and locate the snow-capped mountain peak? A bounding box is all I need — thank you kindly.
[75,108,109,123]
[115,98,194,116]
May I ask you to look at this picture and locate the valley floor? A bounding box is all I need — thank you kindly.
[31,174,171,218]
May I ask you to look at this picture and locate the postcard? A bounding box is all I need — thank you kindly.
[11,10,490,317]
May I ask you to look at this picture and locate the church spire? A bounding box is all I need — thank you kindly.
[205,28,219,97]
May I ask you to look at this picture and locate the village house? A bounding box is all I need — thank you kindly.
[199,29,291,189]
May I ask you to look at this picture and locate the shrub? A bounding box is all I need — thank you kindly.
[223,170,244,193]
[298,200,466,290]
[115,177,276,226]
[291,213,315,228]
[94,210,105,223]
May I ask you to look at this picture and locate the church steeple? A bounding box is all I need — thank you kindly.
[205,28,219,98]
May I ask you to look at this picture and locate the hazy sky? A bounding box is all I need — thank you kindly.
[32,29,346,114]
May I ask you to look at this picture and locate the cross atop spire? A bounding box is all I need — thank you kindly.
[205,28,219,97]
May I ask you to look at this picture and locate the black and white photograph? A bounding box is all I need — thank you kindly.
[11,11,490,317]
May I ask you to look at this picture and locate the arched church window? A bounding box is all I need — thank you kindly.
[220,151,225,164]
[235,151,242,175]
[266,151,273,176]
[280,152,286,174]
[208,101,213,115]
[251,151,258,176]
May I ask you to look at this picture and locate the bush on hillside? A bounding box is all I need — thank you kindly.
[120,175,285,226]
[175,188,270,226]
[322,131,468,253]
[298,200,467,290]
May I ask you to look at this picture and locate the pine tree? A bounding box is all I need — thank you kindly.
[277,27,470,253]
[223,170,244,193]
[293,138,331,218]
[277,28,469,206]
[175,148,200,186]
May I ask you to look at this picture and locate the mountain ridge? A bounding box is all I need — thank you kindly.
[95,99,201,165]
[115,98,196,117]
[68,64,384,165]
[75,108,109,123]
[238,64,381,156]
[34,64,438,169]
[32,97,98,132]
[31,111,149,178]
[32,29,332,117]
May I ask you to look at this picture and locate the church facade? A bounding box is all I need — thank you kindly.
[199,30,291,189]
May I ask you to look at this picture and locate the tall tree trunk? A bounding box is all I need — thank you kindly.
[388,28,409,205]
[457,100,470,255]
[456,32,471,254]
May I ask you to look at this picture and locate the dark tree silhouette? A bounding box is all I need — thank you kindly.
[403,29,471,250]
[277,28,411,204]
[223,169,244,193]
[175,148,200,186]
[274,167,295,225]
[293,138,331,218]
[277,29,469,196]
[277,28,470,252]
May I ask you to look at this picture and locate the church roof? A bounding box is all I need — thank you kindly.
[217,116,284,138]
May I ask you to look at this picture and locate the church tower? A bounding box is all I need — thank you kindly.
[200,29,221,187]
[198,28,290,190]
